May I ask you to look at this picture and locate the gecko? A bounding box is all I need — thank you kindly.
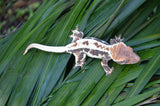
[23,27,140,76]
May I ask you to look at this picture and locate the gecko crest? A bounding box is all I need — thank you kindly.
[24,27,140,76]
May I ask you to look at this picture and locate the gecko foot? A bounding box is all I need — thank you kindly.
[73,62,85,69]
[69,27,84,42]
[115,35,124,42]
[105,67,114,76]
[110,35,124,44]
[73,65,77,69]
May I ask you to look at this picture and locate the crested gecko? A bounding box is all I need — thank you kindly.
[24,27,140,76]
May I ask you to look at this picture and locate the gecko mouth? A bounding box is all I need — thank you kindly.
[115,49,141,65]
[116,54,140,65]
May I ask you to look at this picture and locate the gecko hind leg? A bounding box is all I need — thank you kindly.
[69,27,84,42]
[101,58,114,76]
[73,52,86,69]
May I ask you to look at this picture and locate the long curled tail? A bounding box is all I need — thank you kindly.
[23,43,67,55]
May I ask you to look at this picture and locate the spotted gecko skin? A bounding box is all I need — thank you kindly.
[24,27,140,76]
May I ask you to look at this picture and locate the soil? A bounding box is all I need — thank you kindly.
[0,0,43,38]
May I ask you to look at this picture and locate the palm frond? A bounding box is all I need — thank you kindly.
[0,0,160,106]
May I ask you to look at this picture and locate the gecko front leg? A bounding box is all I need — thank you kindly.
[110,35,124,44]
[101,57,113,76]
[73,52,86,69]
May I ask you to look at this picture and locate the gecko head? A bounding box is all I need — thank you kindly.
[109,42,140,64]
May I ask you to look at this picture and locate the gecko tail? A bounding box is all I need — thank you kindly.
[23,43,66,55]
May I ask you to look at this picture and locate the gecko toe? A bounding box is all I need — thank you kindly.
[105,70,113,76]
[73,65,78,69]
[111,67,114,71]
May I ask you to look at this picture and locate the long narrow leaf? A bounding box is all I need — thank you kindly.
[127,49,160,97]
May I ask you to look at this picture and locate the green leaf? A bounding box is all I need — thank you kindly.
[127,49,160,98]
[97,84,126,106]
[113,87,160,106]
[0,0,160,105]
